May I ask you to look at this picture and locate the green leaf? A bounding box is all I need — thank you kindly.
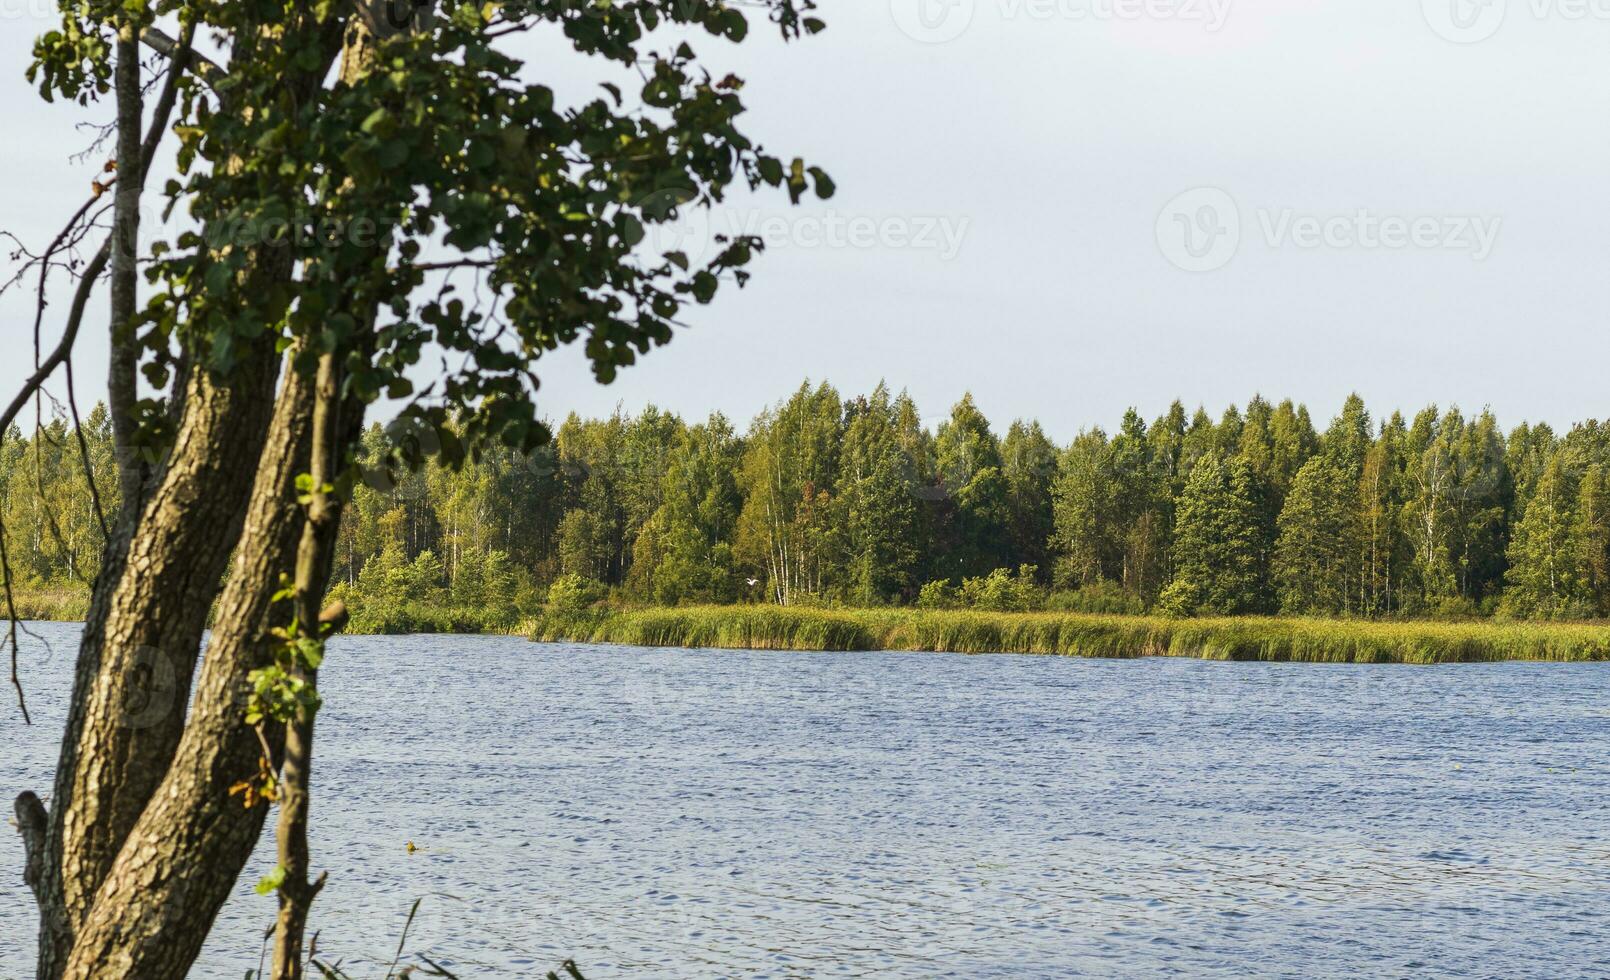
[360,108,393,136]
[256,865,287,896]
[809,167,836,200]
[205,263,232,295]
[379,139,410,169]
[690,271,718,304]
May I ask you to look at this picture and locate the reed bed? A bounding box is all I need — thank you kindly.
[524,606,1610,664]
[6,587,91,623]
[0,588,523,636]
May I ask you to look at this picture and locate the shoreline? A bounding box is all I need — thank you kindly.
[523,606,1610,665]
[13,590,1609,663]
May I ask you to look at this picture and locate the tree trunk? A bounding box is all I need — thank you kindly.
[58,348,370,977]
[23,13,354,976]
[108,21,145,511]
[272,351,345,979]
[37,317,287,977]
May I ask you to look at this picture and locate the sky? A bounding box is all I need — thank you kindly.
[2,0,1608,442]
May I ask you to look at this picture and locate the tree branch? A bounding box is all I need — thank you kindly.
[139,26,224,92]
[111,21,149,510]
[2,15,191,447]
[142,24,193,169]
[1,517,33,727]
[15,792,47,901]
[0,242,108,444]
[65,357,111,542]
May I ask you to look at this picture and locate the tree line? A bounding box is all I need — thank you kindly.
[6,383,1608,620]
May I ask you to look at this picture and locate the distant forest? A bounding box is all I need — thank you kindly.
[5,384,1608,621]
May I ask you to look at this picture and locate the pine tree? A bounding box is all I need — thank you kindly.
[631,414,744,605]
[1112,410,1168,599]
[835,386,924,604]
[1274,458,1362,615]
[1270,399,1320,497]
[933,393,1011,579]
[1507,421,1558,524]
[842,447,923,604]
[1573,464,1610,616]
[1323,393,1373,477]
[1001,419,1058,579]
[1160,453,1270,616]
[1050,429,1117,588]
[1503,453,1579,617]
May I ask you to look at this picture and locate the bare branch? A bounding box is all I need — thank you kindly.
[0,17,191,441]
[139,26,224,91]
[65,357,112,542]
[142,23,194,179]
[0,240,109,450]
[408,259,498,273]
[0,509,33,726]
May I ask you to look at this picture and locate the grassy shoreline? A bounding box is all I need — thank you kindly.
[524,605,1610,664]
[6,587,91,623]
[14,587,1609,662]
[3,588,525,636]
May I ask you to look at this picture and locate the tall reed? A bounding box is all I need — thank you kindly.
[523,606,1610,664]
[7,586,91,622]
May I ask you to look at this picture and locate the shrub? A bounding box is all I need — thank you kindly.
[1154,579,1204,619]
[960,565,1042,612]
[1425,596,1483,622]
[916,579,959,610]
[548,573,608,612]
[1046,580,1146,616]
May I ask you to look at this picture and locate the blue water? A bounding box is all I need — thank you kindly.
[3,623,1609,977]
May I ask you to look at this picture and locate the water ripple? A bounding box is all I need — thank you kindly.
[2,626,1608,977]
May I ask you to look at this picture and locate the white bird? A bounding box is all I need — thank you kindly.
[746,578,759,587]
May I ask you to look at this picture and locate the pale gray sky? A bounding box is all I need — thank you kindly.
[3,0,1607,441]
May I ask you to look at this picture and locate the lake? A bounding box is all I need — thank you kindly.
[3,623,1609,977]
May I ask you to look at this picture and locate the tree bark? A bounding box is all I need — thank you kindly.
[272,352,343,979]
[108,20,146,511]
[40,331,285,953]
[271,15,395,965]
[58,347,370,978]
[26,14,354,977]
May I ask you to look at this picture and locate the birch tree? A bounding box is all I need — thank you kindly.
[8,1,828,976]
